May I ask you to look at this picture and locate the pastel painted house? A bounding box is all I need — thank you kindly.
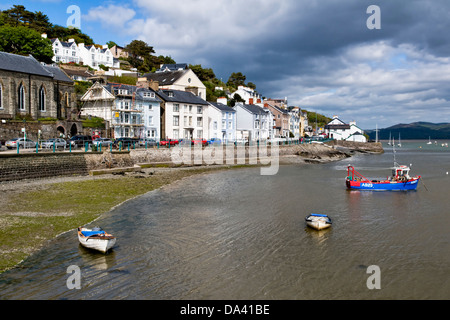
[234,102,273,142]
[207,100,236,143]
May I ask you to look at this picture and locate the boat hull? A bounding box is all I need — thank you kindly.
[305,214,332,230]
[346,178,420,191]
[77,228,116,253]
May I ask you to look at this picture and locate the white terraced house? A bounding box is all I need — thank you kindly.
[48,36,119,70]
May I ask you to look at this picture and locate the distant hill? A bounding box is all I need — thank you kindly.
[367,122,450,140]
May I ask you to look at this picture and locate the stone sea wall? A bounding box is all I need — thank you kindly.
[0,142,381,182]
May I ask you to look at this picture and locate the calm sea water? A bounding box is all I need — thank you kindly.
[0,140,449,300]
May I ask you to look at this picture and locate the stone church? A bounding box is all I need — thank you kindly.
[0,51,82,139]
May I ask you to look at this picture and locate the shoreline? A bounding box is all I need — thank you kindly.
[0,142,382,273]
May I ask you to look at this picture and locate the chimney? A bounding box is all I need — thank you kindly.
[68,38,75,43]
[148,80,159,91]
[102,45,108,49]
[136,77,149,89]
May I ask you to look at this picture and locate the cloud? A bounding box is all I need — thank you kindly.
[90,0,450,128]
[84,4,136,29]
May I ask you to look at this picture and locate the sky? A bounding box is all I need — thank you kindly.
[6,0,450,129]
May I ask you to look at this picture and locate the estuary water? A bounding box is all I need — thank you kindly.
[0,140,449,300]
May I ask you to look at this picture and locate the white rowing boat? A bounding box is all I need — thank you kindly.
[305,214,332,230]
[77,227,116,253]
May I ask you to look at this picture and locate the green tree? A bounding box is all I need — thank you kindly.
[125,40,155,72]
[106,41,118,49]
[0,25,53,63]
[227,72,246,89]
[229,93,245,107]
[189,64,216,82]
[159,55,176,65]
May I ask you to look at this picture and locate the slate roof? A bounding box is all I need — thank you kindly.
[325,124,351,130]
[209,102,235,113]
[156,63,188,72]
[239,103,269,115]
[43,65,74,83]
[0,52,53,77]
[51,38,76,48]
[156,89,208,105]
[142,70,188,86]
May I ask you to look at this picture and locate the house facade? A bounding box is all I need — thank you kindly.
[80,82,162,139]
[207,101,236,143]
[143,69,207,101]
[325,116,367,142]
[234,102,273,142]
[155,87,209,140]
[263,102,290,138]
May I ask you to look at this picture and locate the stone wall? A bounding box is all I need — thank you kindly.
[0,153,89,182]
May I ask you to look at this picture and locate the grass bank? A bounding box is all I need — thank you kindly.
[0,166,238,273]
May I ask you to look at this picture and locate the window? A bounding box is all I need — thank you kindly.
[148,105,153,111]
[18,84,25,111]
[173,116,179,126]
[184,116,188,126]
[173,129,179,139]
[197,130,203,139]
[197,117,202,127]
[149,116,154,125]
[228,121,232,129]
[39,86,46,111]
[173,104,179,112]
[213,121,217,130]
[197,106,202,114]
[0,83,2,109]
[124,114,129,124]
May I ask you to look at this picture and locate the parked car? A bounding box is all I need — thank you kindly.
[178,139,192,147]
[93,138,113,147]
[159,139,179,147]
[207,138,221,145]
[139,138,157,147]
[192,139,208,146]
[41,138,68,149]
[5,138,37,149]
[113,137,139,149]
[69,135,92,148]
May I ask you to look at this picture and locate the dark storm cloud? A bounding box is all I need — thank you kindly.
[89,0,450,128]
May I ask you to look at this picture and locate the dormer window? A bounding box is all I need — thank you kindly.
[168,92,174,98]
